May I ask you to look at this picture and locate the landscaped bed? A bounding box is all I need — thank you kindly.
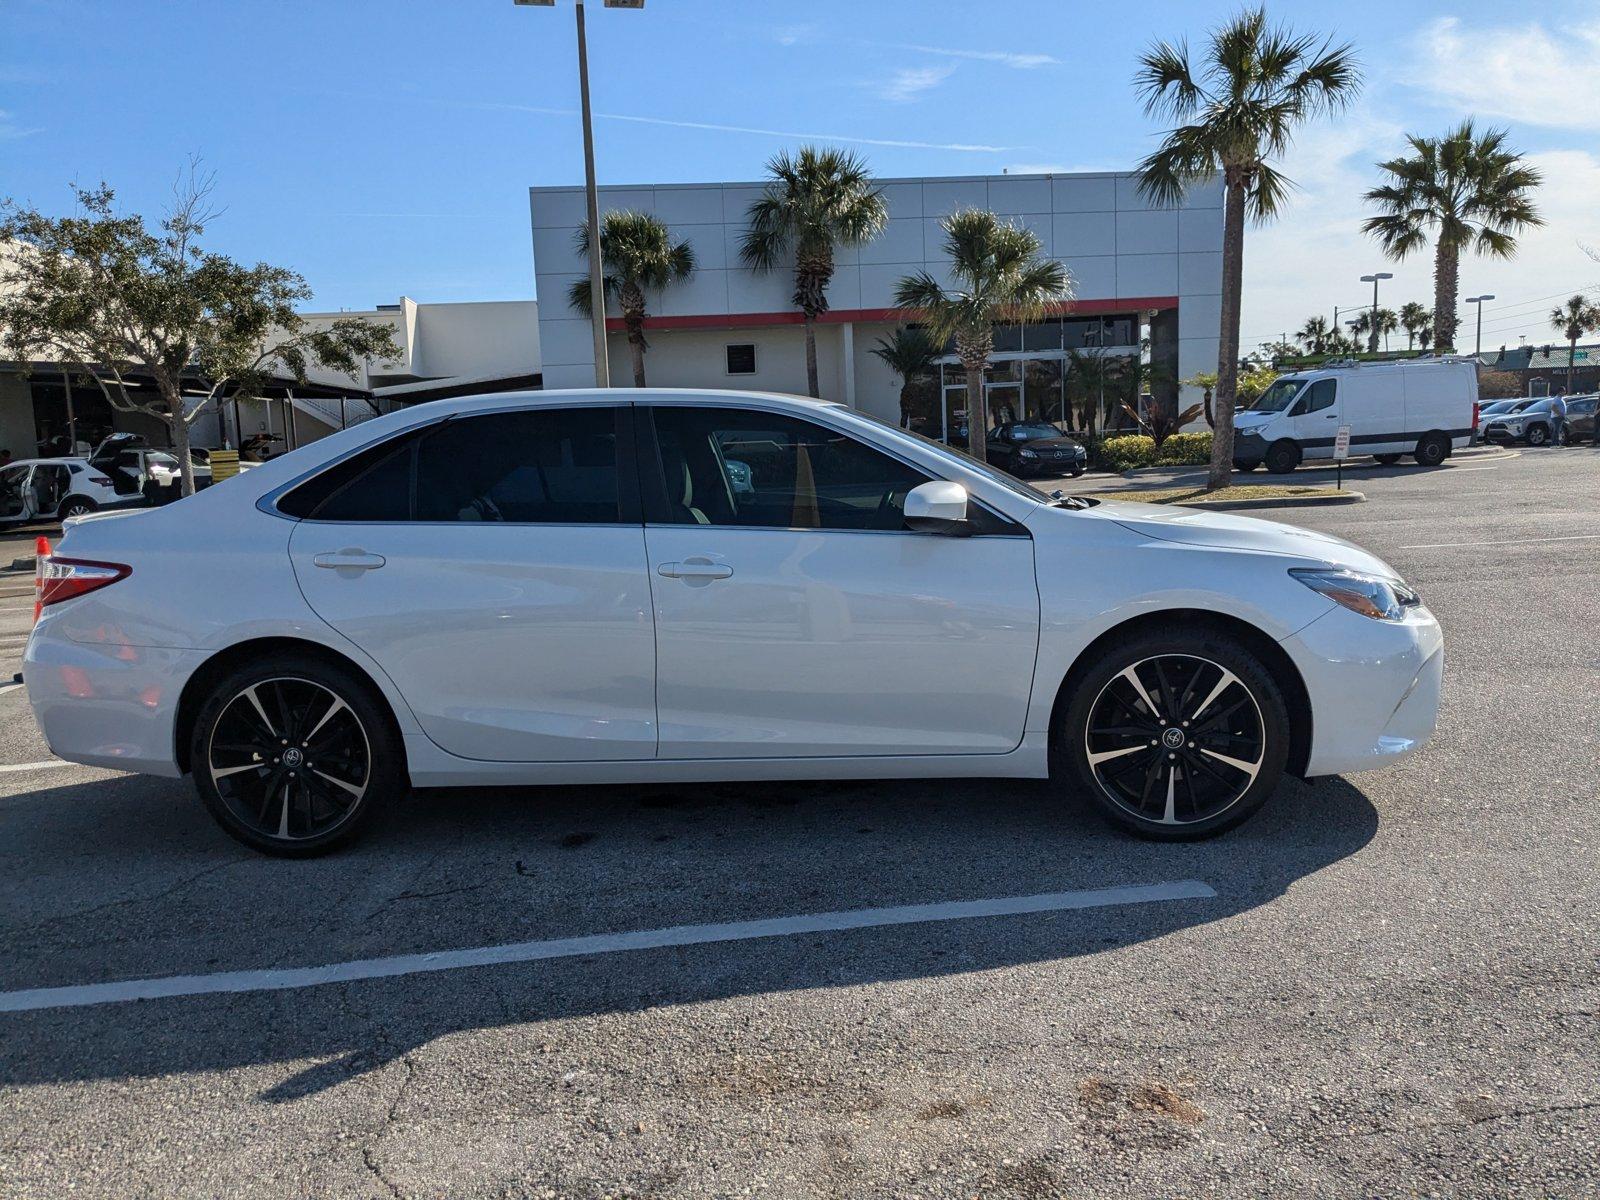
[1086,484,1356,506]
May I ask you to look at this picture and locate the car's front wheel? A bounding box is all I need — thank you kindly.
[1524,423,1549,446]
[1263,440,1302,474]
[191,655,404,856]
[1373,454,1401,465]
[1060,626,1291,840]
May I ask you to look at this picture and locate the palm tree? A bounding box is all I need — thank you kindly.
[741,146,888,398]
[868,327,941,428]
[1297,315,1332,354]
[1363,121,1543,352]
[1135,8,1360,490]
[1399,301,1433,351]
[1549,294,1600,392]
[893,209,1070,464]
[1348,309,1375,352]
[1372,306,1399,352]
[567,211,695,387]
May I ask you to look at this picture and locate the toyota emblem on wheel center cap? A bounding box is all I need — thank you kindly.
[1161,727,1186,749]
[281,747,304,768]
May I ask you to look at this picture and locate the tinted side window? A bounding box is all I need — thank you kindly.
[278,429,426,520]
[647,406,932,532]
[1297,379,1336,414]
[413,409,620,523]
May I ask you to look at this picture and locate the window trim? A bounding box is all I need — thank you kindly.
[633,404,1027,537]
[263,404,641,527]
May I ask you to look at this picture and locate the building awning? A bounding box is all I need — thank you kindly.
[372,371,542,404]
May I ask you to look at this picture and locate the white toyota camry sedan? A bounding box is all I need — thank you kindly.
[24,390,1443,855]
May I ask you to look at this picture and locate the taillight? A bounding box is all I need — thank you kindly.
[34,555,131,621]
[89,475,114,486]
[1472,401,1481,428]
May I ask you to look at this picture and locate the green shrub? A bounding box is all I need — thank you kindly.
[1098,435,1158,471]
[1154,431,1212,466]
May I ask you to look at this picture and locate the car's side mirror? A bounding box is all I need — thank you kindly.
[903,480,969,534]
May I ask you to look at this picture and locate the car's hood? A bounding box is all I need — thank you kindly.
[1094,498,1400,576]
[1017,437,1085,451]
[1232,410,1277,433]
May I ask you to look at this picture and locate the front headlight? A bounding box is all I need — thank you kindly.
[1018,448,1037,458]
[1290,567,1420,621]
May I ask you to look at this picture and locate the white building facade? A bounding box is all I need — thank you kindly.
[530,171,1222,433]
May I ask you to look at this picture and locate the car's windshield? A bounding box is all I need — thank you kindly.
[1010,422,1061,441]
[1245,378,1306,413]
[1480,400,1517,415]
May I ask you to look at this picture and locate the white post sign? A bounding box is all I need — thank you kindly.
[1333,424,1352,460]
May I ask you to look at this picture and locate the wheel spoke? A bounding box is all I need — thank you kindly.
[1189,667,1240,722]
[1161,766,1177,824]
[241,685,278,738]
[312,768,364,798]
[1118,664,1162,719]
[1088,744,1147,767]
[211,762,266,780]
[303,695,349,744]
[1198,746,1262,780]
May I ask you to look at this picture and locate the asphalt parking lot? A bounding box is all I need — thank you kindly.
[1,447,1596,1198]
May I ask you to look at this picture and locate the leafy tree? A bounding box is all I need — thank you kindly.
[741,146,888,399]
[1067,349,1127,436]
[1363,121,1543,351]
[1548,294,1600,392]
[567,210,695,388]
[1182,370,1219,427]
[893,209,1069,463]
[1370,306,1399,352]
[1135,7,1359,489]
[1476,368,1521,400]
[1399,301,1433,351]
[0,180,399,495]
[868,326,941,428]
[1236,361,1279,406]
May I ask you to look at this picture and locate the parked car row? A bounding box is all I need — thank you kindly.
[0,434,234,526]
[1477,394,1597,445]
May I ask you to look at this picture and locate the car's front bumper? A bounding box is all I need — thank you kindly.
[1281,603,1444,778]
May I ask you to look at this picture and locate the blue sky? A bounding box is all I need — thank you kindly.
[5,0,1599,349]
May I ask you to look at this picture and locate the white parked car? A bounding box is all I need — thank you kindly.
[24,390,1444,855]
[1234,357,1478,473]
[0,457,140,524]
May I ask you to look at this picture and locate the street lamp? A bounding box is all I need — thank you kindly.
[515,0,644,387]
[1359,272,1393,353]
[1466,295,1495,357]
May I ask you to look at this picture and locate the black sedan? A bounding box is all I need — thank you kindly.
[984,421,1088,477]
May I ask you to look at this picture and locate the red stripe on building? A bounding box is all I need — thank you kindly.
[604,297,1179,333]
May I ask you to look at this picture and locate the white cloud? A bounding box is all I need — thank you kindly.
[897,43,1059,69]
[1237,111,1600,353]
[1417,17,1600,131]
[874,64,957,104]
[0,108,41,140]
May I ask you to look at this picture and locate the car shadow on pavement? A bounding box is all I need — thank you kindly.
[0,771,1378,1102]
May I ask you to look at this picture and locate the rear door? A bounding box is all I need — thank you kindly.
[638,402,1040,759]
[288,404,657,762]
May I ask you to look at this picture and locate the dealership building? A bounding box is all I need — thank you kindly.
[530,170,1223,434]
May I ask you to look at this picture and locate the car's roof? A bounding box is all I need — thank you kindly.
[429,387,846,416]
[3,457,86,467]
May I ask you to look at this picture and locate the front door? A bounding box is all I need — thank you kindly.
[1286,377,1339,455]
[638,404,1040,759]
[288,405,657,762]
[0,465,33,521]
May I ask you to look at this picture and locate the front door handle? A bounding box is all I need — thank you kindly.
[657,557,733,584]
[313,549,387,572]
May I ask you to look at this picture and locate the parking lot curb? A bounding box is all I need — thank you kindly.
[1180,490,1366,511]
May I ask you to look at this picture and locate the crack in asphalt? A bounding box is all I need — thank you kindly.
[0,857,251,943]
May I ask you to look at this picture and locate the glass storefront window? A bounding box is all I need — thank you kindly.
[1023,321,1063,352]
[1023,359,1065,425]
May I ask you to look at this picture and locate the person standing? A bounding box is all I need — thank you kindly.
[1548,394,1568,446]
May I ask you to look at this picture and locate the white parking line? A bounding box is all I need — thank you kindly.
[0,682,24,697]
[0,759,74,774]
[1401,533,1600,550]
[0,880,1216,1013]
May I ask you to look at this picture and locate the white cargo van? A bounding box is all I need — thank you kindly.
[1232,357,1479,474]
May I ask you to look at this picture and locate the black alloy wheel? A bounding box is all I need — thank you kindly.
[192,657,402,855]
[1062,630,1290,839]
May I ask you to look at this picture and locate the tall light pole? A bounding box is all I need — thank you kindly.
[1466,294,1495,357]
[1359,272,1393,353]
[516,0,644,387]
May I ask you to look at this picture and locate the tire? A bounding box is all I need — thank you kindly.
[1059,624,1290,840]
[190,654,405,856]
[1263,440,1302,474]
[57,496,98,521]
[1069,465,1085,478]
[1524,423,1549,447]
[1233,459,1261,472]
[1413,432,1450,466]
[1373,454,1401,465]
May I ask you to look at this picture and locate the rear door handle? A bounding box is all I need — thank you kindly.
[657,558,733,583]
[312,549,386,571]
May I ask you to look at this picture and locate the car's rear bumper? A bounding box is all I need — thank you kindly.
[1282,604,1443,778]
[23,628,198,776]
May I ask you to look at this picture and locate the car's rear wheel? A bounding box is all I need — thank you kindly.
[1060,627,1290,840]
[191,656,403,856]
[57,496,98,520]
[1263,440,1302,474]
[1373,454,1401,465]
[1413,432,1451,466]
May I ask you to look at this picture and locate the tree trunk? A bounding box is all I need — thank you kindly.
[1433,240,1459,353]
[1568,332,1578,392]
[802,315,820,398]
[1209,172,1248,491]
[899,383,912,428]
[625,317,647,388]
[964,361,988,463]
[160,383,198,497]
[1203,388,1215,428]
